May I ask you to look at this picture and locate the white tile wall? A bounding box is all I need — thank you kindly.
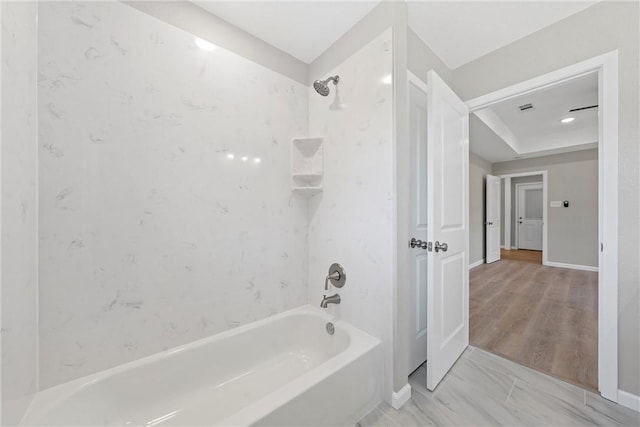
[307,29,395,400]
[1,1,38,424]
[37,1,309,388]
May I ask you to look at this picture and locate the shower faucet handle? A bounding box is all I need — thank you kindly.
[324,263,346,290]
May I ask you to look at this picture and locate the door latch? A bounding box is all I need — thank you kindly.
[409,238,433,251]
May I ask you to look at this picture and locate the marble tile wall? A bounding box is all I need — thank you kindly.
[307,29,395,401]
[37,1,309,388]
[1,1,38,424]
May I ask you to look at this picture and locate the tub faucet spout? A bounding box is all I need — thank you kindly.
[320,293,341,308]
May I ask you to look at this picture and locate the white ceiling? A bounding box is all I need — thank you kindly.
[471,73,598,163]
[407,1,598,70]
[194,1,598,68]
[194,1,380,64]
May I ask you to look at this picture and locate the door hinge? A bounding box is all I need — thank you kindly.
[601,243,603,252]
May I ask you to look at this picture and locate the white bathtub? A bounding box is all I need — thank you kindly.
[20,305,381,426]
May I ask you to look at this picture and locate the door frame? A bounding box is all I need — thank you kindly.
[499,172,547,261]
[465,51,619,401]
[407,71,429,374]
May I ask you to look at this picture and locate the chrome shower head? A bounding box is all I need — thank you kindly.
[313,75,340,96]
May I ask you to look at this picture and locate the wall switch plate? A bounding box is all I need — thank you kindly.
[550,201,562,208]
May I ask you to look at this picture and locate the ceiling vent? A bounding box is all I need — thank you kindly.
[517,103,535,112]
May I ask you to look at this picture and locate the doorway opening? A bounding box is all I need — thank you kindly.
[470,73,599,390]
[466,51,618,400]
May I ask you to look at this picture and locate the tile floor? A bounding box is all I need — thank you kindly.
[357,347,639,426]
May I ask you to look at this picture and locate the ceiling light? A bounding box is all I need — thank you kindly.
[241,156,248,162]
[561,117,575,123]
[195,37,216,52]
[226,153,235,160]
[253,158,261,164]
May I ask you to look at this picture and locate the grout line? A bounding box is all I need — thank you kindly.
[506,378,517,403]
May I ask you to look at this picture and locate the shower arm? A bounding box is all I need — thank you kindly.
[326,76,340,85]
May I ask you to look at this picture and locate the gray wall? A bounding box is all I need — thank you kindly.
[469,153,492,265]
[1,2,38,424]
[454,1,640,395]
[494,152,598,267]
[454,0,639,395]
[407,28,453,86]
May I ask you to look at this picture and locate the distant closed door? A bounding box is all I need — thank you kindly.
[517,184,543,250]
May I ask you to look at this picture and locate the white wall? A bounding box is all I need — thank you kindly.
[126,1,307,85]
[37,1,309,389]
[308,29,394,401]
[454,1,639,393]
[469,153,492,265]
[1,1,38,424]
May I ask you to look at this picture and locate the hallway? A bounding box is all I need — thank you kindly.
[470,258,597,390]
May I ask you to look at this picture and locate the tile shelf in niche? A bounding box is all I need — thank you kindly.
[291,137,323,196]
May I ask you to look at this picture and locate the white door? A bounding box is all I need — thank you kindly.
[426,71,469,390]
[485,175,501,263]
[517,183,543,250]
[408,77,428,373]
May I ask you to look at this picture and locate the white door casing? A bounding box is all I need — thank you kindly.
[465,52,618,400]
[408,76,429,373]
[516,183,543,251]
[485,174,501,263]
[426,70,469,391]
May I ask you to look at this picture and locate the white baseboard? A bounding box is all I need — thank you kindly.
[469,259,485,269]
[618,390,640,412]
[544,261,599,272]
[511,246,518,250]
[391,383,411,410]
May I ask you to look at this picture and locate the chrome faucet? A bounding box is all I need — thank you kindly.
[320,263,346,308]
[320,293,341,308]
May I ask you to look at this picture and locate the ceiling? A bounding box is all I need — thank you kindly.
[470,73,598,163]
[194,1,380,64]
[194,1,598,67]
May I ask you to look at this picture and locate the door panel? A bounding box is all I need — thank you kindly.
[409,79,428,373]
[485,175,501,263]
[426,71,469,391]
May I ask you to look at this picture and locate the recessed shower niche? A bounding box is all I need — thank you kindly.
[291,137,324,196]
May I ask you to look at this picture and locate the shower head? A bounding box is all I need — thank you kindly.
[313,75,340,96]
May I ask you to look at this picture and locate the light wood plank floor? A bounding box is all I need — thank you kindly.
[500,248,542,264]
[470,258,598,391]
[358,347,638,427]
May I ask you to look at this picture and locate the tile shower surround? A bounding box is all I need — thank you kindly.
[38,1,309,388]
[1,1,39,424]
[308,30,394,398]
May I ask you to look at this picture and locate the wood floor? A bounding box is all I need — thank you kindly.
[357,347,638,427]
[470,257,598,391]
[500,248,542,264]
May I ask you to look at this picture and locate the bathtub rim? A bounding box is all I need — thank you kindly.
[20,304,381,426]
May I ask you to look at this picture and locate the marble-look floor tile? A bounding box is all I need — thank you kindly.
[469,347,585,406]
[359,347,639,427]
[584,391,640,426]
